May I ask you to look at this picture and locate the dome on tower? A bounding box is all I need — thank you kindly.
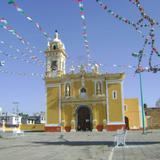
[45,30,67,57]
[49,30,65,50]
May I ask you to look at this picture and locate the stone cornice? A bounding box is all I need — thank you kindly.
[61,96,106,104]
[45,72,125,84]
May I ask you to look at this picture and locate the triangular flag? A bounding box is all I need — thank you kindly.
[8,0,15,4]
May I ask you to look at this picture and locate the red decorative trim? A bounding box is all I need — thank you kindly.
[106,124,125,131]
[45,126,61,132]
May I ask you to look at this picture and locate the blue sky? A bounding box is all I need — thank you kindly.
[0,0,160,114]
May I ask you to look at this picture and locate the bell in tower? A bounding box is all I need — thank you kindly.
[45,30,67,78]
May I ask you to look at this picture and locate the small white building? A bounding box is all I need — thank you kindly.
[0,113,22,125]
[7,114,22,125]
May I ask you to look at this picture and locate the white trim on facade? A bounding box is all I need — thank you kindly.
[64,81,71,97]
[59,84,61,124]
[46,83,61,88]
[106,81,109,124]
[94,80,103,96]
[45,124,60,127]
[45,86,47,126]
[107,122,125,125]
[121,82,125,123]
[106,80,121,84]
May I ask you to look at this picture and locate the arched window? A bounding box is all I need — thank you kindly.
[65,83,71,97]
[53,44,58,50]
[51,61,57,71]
[96,81,102,95]
[81,87,86,93]
[112,90,117,100]
[80,87,87,97]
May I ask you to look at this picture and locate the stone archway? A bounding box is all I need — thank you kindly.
[76,106,92,131]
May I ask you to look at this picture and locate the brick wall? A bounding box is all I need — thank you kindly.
[145,108,160,129]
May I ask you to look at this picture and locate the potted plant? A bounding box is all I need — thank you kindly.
[96,124,103,131]
[64,126,71,132]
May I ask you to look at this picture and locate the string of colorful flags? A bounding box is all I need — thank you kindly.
[7,0,52,41]
[0,68,44,78]
[0,49,44,66]
[0,40,45,67]
[128,0,160,73]
[95,0,145,38]
[0,17,44,55]
[0,0,159,78]
[76,0,91,61]
[68,58,138,73]
[95,0,160,73]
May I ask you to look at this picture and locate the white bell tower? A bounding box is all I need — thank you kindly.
[45,30,67,78]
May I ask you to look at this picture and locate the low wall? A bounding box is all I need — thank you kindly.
[19,124,45,131]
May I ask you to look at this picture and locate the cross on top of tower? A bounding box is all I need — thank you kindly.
[54,30,59,40]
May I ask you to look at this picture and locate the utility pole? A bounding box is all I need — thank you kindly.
[139,73,145,134]
[13,101,19,115]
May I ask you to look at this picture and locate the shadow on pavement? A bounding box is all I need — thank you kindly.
[33,140,160,147]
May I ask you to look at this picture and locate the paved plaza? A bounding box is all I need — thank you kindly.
[0,130,160,160]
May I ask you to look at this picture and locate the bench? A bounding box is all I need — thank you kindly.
[13,129,24,136]
[114,128,127,147]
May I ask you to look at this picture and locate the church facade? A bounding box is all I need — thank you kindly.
[45,31,125,132]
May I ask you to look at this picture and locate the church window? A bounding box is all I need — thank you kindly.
[81,87,86,93]
[112,90,117,100]
[124,105,127,111]
[53,44,58,50]
[80,87,87,97]
[96,81,102,95]
[65,83,71,97]
[51,61,57,71]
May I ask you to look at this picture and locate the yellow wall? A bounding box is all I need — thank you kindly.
[93,103,106,125]
[108,83,123,122]
[63,105,72,126]
[47,87,59,124]
[72,80,81,97]
[124,98,141,129]
[45,73,125,131]
[20,124,44,131]
[85,80,95,96]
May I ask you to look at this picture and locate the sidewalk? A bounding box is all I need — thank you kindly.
[0,130,159,160]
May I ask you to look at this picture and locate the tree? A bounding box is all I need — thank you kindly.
[144,103,148,109]
[155,98,160,108]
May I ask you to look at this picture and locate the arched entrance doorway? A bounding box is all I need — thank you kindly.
[77,106,92,131]
[125,116,129,130]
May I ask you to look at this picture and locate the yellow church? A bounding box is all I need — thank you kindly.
[44,31,141,132]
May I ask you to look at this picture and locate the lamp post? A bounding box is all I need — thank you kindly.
[139,73,145,134]
[132,52,145,134]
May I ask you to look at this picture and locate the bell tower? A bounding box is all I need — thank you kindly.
[45,30,67,77]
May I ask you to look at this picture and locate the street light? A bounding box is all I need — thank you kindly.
[132,52,145,134]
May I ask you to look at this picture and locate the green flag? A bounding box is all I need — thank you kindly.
[8,0,15,4]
